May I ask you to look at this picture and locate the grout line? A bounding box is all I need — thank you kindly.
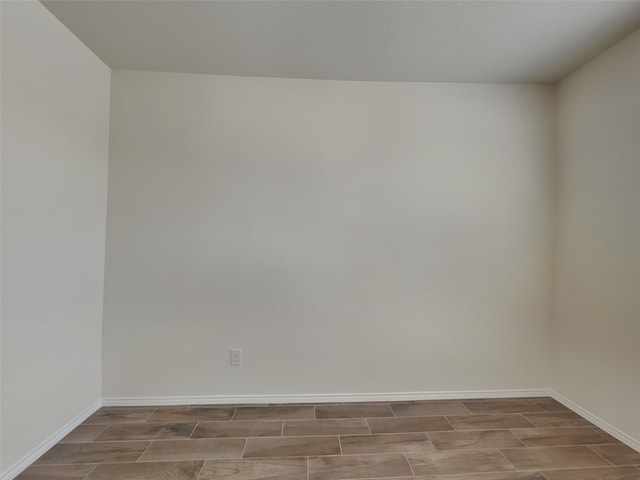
[423,431,438,452]
[586,445,616,466]
[459,401,474,416]
[404,452,416,477]
[194,459,206,480]
[80,464,97,480]
[240,437,248,459]
[442,416,455,431]
[134,441,153,462]
[89,425,108,442]
[189,421,199,439]
[497,448,519,471]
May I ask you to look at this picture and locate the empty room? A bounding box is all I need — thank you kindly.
[1,0,640,479]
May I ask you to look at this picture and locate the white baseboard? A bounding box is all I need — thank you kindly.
[550,391,640,453]
[0,399,102,480]
[99,389,640,453]
[101,388,553,406]
[4,388,638,480]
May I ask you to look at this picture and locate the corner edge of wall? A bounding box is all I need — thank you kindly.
[0,399,102,480]
[550,391,640,453]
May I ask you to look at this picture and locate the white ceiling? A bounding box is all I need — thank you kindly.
[42,0,640,84]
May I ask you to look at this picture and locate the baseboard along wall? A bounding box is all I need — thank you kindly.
[2,389,638,480]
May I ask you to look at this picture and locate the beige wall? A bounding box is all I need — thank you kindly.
[0,1,110,473]
[3,3,640,470]
[103,71,554,398]
[554,28,640,443]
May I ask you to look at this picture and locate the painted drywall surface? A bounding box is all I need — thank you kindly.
[104,71,554,397]
[554,28,640,442]
[0,1,110,473]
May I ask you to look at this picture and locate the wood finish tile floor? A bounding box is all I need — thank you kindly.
[18,397,640,480]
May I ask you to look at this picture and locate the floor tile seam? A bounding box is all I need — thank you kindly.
[283,432,373,437]
[460,404,547,415]
[147,407,159,419]
[35,459,149,466]
[403,452,417,477]
[80,463,98,480]
[393,412,469,418]
[445,412,536,419]
[308,452,416,459]
[192,459,206,480]
[91,434,266,442]
[312,404,400,411]
[188,419,283,425]
[509,426,618,446]
[518,441,623,448]
[188,422,199,439]
[433,443,622,453]
[431,470,548,480]
[83,421,151,426]
[539,465,638,472]
[365,418,372,435]
[409,445,546,456]
[98,420,199,430]
[370,428,457,435]
[233,416,315,421]
[339,431,436,438]
[414,466,521,477]
[511,425,604,433]
[442,416,455,433]
[587,446,637,467]
[89,425,109,441]
[245,448,440,459]
[246,434,341,440]
[284,417,371,422]
[446,427,537,432]
[427,445,528,453]
[500,444,616,452]
[316,415,397,419]
[135,440,155,462]
[421,431,440,452]
[144,418,234,423]
[464,409,548,415]
[72,438,199,443]
[496,447,520,471]
[239,436,249,459]
[371,414,453,420]
[135,455,244,463]
[589,426,621,438]
[459,402,474,415]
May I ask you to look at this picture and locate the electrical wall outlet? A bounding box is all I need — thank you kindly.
[230,348,242,366]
